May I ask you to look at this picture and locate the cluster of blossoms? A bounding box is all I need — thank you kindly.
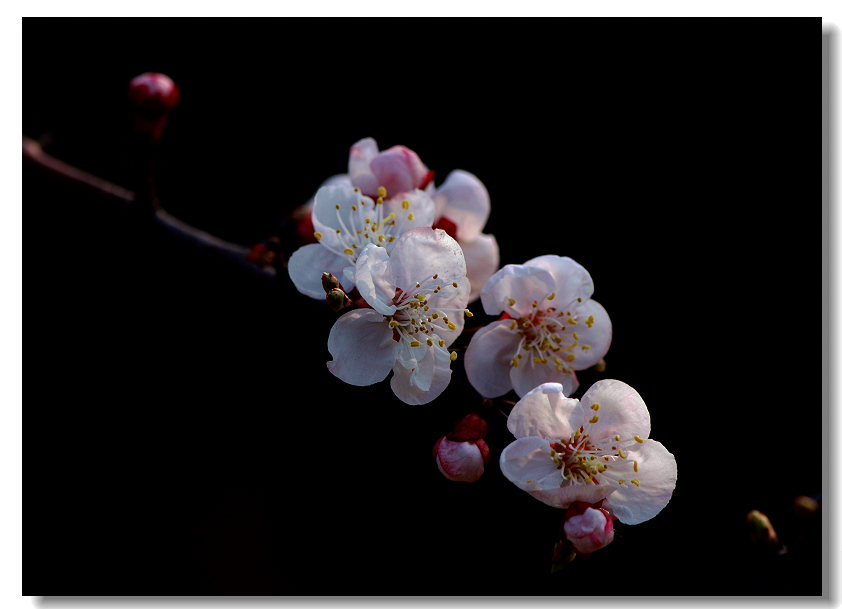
[285,138,676,565]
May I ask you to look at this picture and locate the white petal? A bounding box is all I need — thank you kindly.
[354,243,397,316]
[499,436,559,490]
[427,283,471,347]
[389,227,467,292]
[326,309,398,386]
[302,174,352,209]
[460,233,500,303]
[480,264,556,318]
[431,169,490,243]
[311,185,377,252]
[605,440,677,524]
[568,299,612,370]
[384,189,436,237]
[390,342,453,405]
[510,357,579,399]
[522,256,594,311]
[463,320,520,398]
[527,483,614,509]
[287,243,352,299]
[348,137,380,196]
[579,379,651,446]
[507,383,582,441]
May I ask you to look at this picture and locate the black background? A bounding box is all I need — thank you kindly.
[25,18,820,595]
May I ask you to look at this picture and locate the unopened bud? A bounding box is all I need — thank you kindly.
[746,510,779,548]
[593,359,606,372]
[792,495,819,519]
[563,507,615,555]
[326,288,352,313]
[434,436,489,483]
[322,272,345,294]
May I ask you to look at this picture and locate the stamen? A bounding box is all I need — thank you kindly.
[450,352,457,361]
[630,479,640,486]
[634,435,645,443]
[633,460,639,472]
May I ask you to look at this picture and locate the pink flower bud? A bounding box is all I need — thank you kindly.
[369,145,429,196]
[563,507,615,555]
[446,412,488,442]
[433,436,490,483]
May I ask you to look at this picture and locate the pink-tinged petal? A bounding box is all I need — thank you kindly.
[390,342,453,405]
[436,438,485,482]
[326,309,398,386]
[527,483,614,509]
[578,379,651,446]
[480,264,556,318]
[389,228,467,293]
[432,170,490,243]
[605,440,677,525]
[563,507,615,554]
[568,299,612,370]
[370,145,429,196]
[460,233,500,303]
[384,189,436,237]
[522,256,594,311]
[464,320,520,398]
[354,243,397,316]
[510,356,579,399]
[311,185,377,251]
[507,383,583,441]
[499,436,559,490]
[287,243,352,299]
[348,137,380,196]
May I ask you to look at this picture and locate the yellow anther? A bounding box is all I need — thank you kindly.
[409,340,421,347]
[556,365,563,372]
[313,232,322,241]
[452,281,458,288]
[566,354,576,362]
[586,315,594,328]
[415,282,421,288]
[388,236,395,242]
[633,460,639,472]
[343,248,354,256]
[631,479,640,487]
[465,311,473,317]
[526,480,532,484]
[517,353,522,359]
[510,320,517,330]
[548,292,555,300]
[353,187,359,193]
[523,320,531,327]
[425,339,433,347]
[389,320,399,328]
[591,403,600,411]
[573,332,580,340]
[335,204,341,210]
[574,429,581,438]
[432,313,439,319]
[438,339,445,347]
[583,475,592,484]
[377,186,387,198]
[532,302,538,308]
[364,233,369,239]
[567,317,578,325]
[634,435,644,443]
[450,351,457,361]
[401,199,409,209]
[552,457,559,464]
[550,449,557,457]
[577,297,582,302]
[614,435,621,441]
[533,357,543,364]
[447,322,456,330]
[378,234,385,242]
[566,474,573,480]
[589,415,599,424]
[554,356,562,365]
[364,218,371,224]
[360,199,366,206]
[508,298,516,306]
[376,197,384,205]
[553,336,562,344]
[618,449,628,458]
[618,479,625,485]
[424,306,429,311]
[581,344,591,350]
[351,205,357,211]
[383,212,396,222]
[511,357,519,368]
[407,213,414,221]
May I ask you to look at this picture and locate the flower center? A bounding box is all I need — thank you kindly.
[503,292,595,373]
[313,186,416,264]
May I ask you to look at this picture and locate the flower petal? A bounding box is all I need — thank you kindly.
[510,356,579,399]
[527,484,613,510]
[460,233,500,303]
[578,379,651,446]
[568,299,612,370]
[384,189,436,237]
[480,264,556,318]
[303,173,352,210]
[326,309,398,386]
[432,170,490,243]
[436,438,484,482]
[499,436,559,490]
[389,227,467,293]
[604,439,677,524]
[370,145,428,196]
[311,184,377,252]
[354,243,397,315]
[507,383,583,441]
[464,319,520,398]
[390,342,453,405]
[287,243,352,299]
[348,137,380,196]
[522,256,594,311]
